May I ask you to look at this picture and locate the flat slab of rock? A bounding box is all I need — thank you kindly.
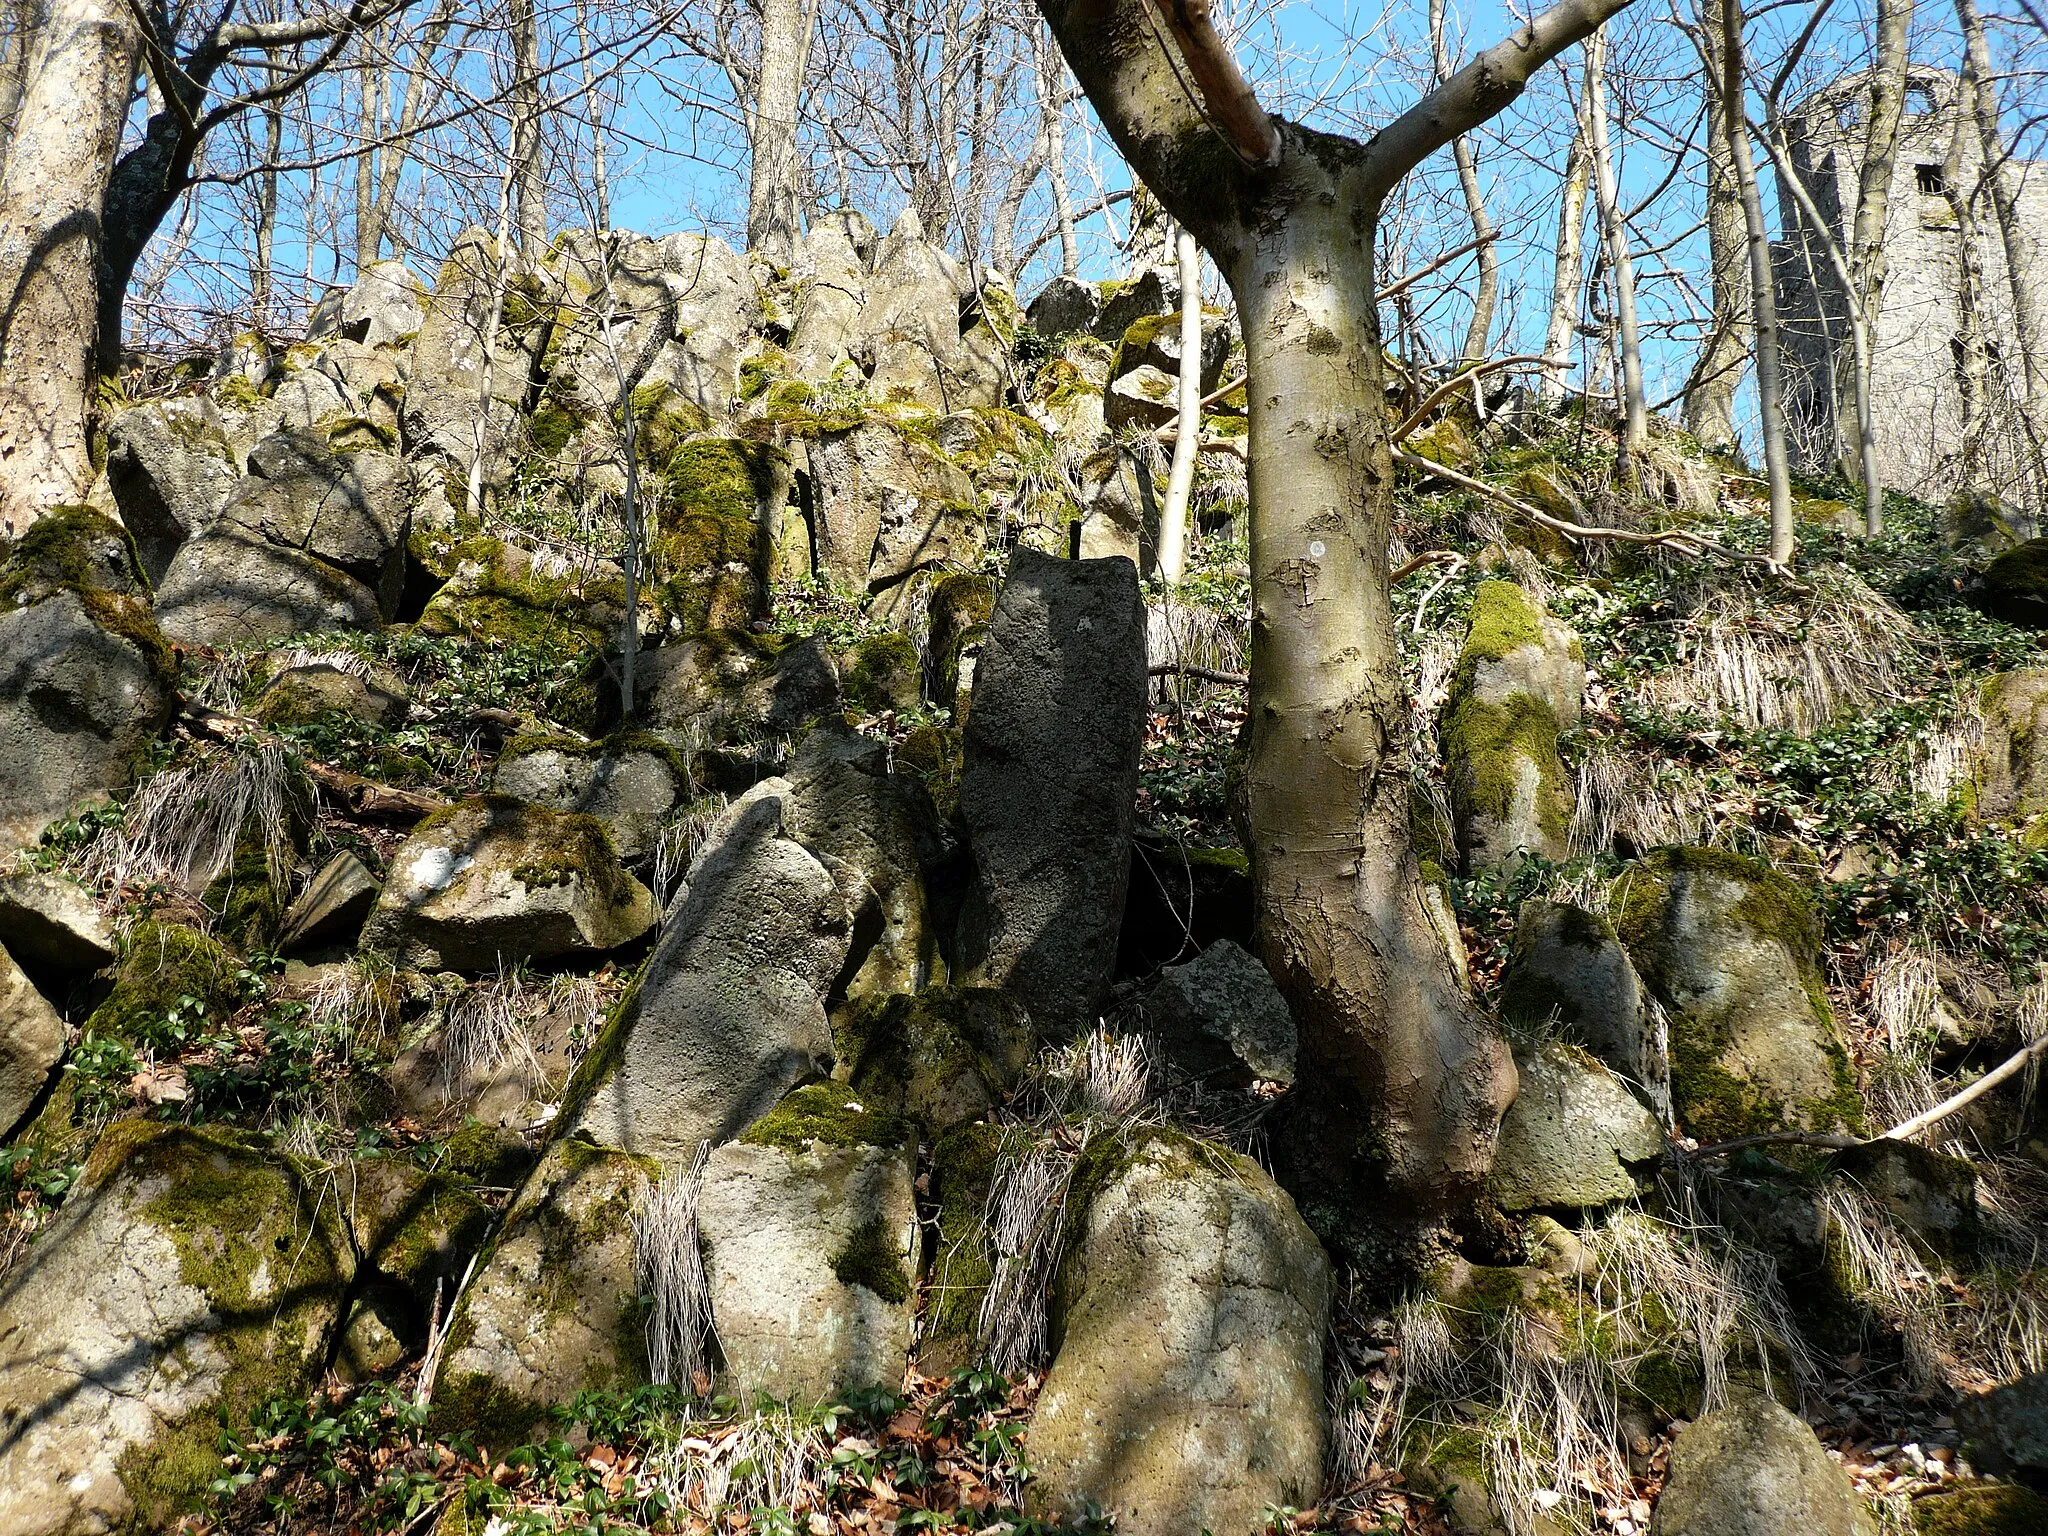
[0,871,116,979]
[1141,938,1297,1086]
[0,1123,349,1536]
[363,796,658,971]
[1501,900,1666,1114]
[565,790,856,1161]
[956,548,1147,1038]
[279,850,380,952]
[1028,1130,1329,1536]
[1958,1368,2048,1480]
[698,1087,918,1404]
[1491,1039,1665,1211]
[1649,1393,1869,1536]
[0,945,63,1135]
[492,738,681,864]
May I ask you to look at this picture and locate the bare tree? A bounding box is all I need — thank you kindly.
[1429,0,1500,361]
[1540,66,1594,403]
[1154,226,1201,583]
[1588,24,1649,467]
[1685,0,1748,450]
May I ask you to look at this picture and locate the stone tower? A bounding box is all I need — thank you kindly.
[1772,66,2048,503]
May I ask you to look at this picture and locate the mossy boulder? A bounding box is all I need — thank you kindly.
[1973,670,2048,820]
[653,437,785,633]
[1650,1392,1871,1536]
[89,919,243,1047]
[103,394,240,580]
[253,659,411,731]
[492,732,685,863]
[0,1122,352,1534]
[415,535,625,662]
[920,1119,1008,1375]
[1139,938,1297,1087]
[1911,1483,2048,1535]
[0,510,175,853]
[1944,490,2038,559]
[1490,1039,1665,1211]
[1978,538,2048,627]
[632,629,841,745]
[834,986,1033,1132]
[430,1133,657,1451]
[925,571,995,716]
[362,795,658,972]
[1441,581,1583,871]
[840,631,921,714]
[201,826,294,953]
[1612,847,1861,1142]
[1111,307,1232,396]
[1028,1128,1330,1536]
[697,1083,919,1403]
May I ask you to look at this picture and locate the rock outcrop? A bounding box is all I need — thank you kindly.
[1500,900,1668,1113]
[1648,1393,1870,1536]
[1139,938,1298,1086]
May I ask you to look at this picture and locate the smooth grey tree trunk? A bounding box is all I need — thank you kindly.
[1431,0,1499,362]
[1587,26,1647,468]
[1687,0,1749,451]
[746,0,816,262]
[1540,80,1593,404]
[1155,227,1201,583]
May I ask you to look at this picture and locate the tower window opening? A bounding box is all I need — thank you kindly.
[1906,82,1938,116]
[1917,163,1946,195]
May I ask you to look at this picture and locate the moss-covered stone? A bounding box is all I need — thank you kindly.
[652,439,784,634]
[89,920,242,1048]
[1912,1483,2048,1535]
[1980,538,2048,627]
[834,986,1033,1133]
[0,507,175,694]
[831,1215,912,1303]
[841,631,921,714]
[201,829,289,953]
[739,1082,914,1156]
[922,1119,1006,1375]
[895,723,963,819]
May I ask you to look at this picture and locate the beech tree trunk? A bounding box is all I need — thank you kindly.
[1540,83,1593,403]
[1687,0,1748,450]
[1586,26,1647,468]
[510,0,545,260]
[746,0,816,262]
[0,0,136,534]
[1035,0,1631,1226]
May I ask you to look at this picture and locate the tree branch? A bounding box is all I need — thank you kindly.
[1154,0,1279,166]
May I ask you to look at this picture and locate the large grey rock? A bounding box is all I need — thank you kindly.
[0,872,114,981]
[385,975,586,1133]
[698,1087,918,1403]
[337,259,426,345]
[641,232,757,413]
[1027,1131,1330,1536]
[0,945,62,1134]
[209,430,410,616]
[857,210,1001,410]
[780,722,943,1001]
[786,211,873,377]
[271,365,351,431]
[1025,274,1101,337]
[1974,669,2048,820]
[805,420,977,592]
[155,526,384,649]
[362,796,659,972]
[402,230,542,489]
[1958,1370,2048,1478]
[1443,580,1584,870]
[493,740,682,864]
[278,850,380,952]
[1491,1039,1664,1210]
[1613,847,1858,1142]
[431,1135,655,1447]
[956,548,1147,1038]
[103,396,239,581]
[1094,264,1179,341]
[0,585,173,854]
[544,231,679,421]
[0,1123,350,1536]
[1103,362,1180,433]
[565,791,857,1162]
[638,632,841,745]
[1500,901,1667,1113]
[1650,1393,1870,1536]
[1141,938,1297,1086]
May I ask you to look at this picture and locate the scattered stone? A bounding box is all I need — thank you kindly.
[1958,1370,2048,1480]
[834,986,1034,1132]
[1025,274,1101,337]
[1113,308,1232,396]
[1612,847,1860,1142]
[218,431,411,614]
[1973,669,2048,820]
[1944,490,2038,558]
[1499,900,1667,1112]
[698,1086,919,1403]
[362,796,659,972]
[1649,1392,1869,1536]
[385,981,583,1133]
[1103,362,1180,433]
[565,790,856,1162]
[253,660,411,730]
[0,944,63,1135]
[637,631,841,744]
[1093,265,1178,341]
[0,1122,351,1535]
[493,735,683,863]
[1490,1039,1665,1211]
[1027,1130,1329,1536]
[1442,580,1583,870]
[430,1135,656,1449]
[278,851,381,952]
[0,870,117,979]
[1978,538,2048,628]
[1140,938,1297,1087]
[1827,1139,1978,1262]
[955,548,1147,1038]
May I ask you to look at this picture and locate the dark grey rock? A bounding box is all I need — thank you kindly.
[1500,900,1667,1114]
[155,527,384,649]
[492,743,681,864]
[0,870,116,979]
[1958,1370,2048,1480]
[103,396,239,581]
[1026,275,1101,337]
[279,851,381,952]
[956,548,1147,1038]
[1141,939,1297,1086]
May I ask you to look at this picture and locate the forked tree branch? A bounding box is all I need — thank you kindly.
[1360,0,1643,206]
[1153,0,1280,165]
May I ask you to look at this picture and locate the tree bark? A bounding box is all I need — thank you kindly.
[1540,76,1592,403]
[747,0,816,262]
[1155,226,1201,583]
[1956,0,2047,413]
[1431,0,1499,362]
[1686,0,1748,450]
[1586,26,1647,468]
[1719,0,1795,566]
[0,0,136,533]
[1034,0,1634,1224]
[1944,67,1989,472]
[509,0,545,260]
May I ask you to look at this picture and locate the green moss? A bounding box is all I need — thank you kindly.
[439,1118,537,1187]
[842,632,921,713]
[0,504,148,603]
[1913,1483,2048,1535]
[528,401,582,457]
[1460,580,1548,669]
[739,1083,914,1155]
[214,372,267,410]
[834,987,1026,1130]
[831,1216,911,1303]
[1442,691,1570,844]
[90,921,242,1047]
[895,724,961,818]
[1981,538,2048,626]
[923,1121,1005,1373]
[202,829,287,953]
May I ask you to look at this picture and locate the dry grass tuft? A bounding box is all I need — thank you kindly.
[636,1145,718,1391]
[83,739,308,904]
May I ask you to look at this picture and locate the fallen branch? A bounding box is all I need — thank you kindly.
[179,700,449,822]
[1393,448,1792,577]
[1691,1031,2048,1160]
[1392,548,1466,584]
[1147,661,1247,686]
[1392,355,1553,444]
